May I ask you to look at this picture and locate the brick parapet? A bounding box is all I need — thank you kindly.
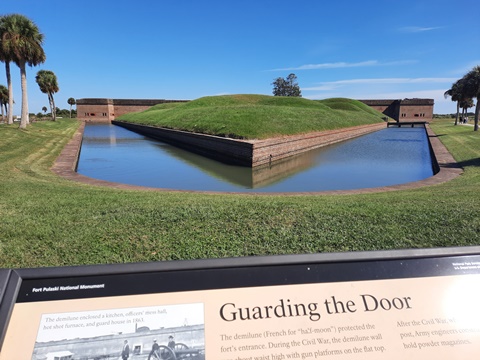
[251,123,386,166]
[113,121,255,166]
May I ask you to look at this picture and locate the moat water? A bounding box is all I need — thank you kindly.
[76,124,434,193]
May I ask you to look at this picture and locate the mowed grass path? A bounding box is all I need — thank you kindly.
[0,118,479,269]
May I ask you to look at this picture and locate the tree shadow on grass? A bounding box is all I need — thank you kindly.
[440,158,480,169]
[441,158,480,169]
[455,158,480,168]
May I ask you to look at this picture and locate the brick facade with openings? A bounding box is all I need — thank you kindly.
[76,98,188,122]
[359,98,434,121]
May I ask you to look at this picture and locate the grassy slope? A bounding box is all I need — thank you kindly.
[0,118,479,269]
[117,95,385,139]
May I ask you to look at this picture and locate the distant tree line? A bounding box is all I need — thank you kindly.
[444,65,480,131]
[34,107,77,120]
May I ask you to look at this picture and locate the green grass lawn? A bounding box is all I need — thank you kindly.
[0,117,479,269]
[117,95,385,139]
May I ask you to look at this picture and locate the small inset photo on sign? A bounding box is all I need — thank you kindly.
[31,303,205,360]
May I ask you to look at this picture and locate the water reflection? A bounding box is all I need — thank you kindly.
[77,124,434,192]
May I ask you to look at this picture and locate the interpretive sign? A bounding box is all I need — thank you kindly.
[1,247,480,359]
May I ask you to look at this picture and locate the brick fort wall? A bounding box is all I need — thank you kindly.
[76,98,188,122]
[359,99,434,121]
[77,98,434,123]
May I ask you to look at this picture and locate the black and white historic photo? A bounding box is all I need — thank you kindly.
[31,303,205,360]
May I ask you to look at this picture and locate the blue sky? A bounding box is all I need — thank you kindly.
[2,0,479,115]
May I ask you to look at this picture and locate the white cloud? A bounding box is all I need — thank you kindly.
[399,26,442,33]
[269,60,417,72]
[302,84,339,91]
[272,60,378,71]
[356,89,447,100]
[303,77,457,91]
[365,89,467,114]
[452,61,480,76]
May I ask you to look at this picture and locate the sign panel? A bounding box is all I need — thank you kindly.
[1,248,480,359]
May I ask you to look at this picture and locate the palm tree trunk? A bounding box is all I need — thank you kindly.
[52,95,56,121]
[5,62,14,125]
[474,100,479,132]
[455,102,459,125]
[19,61,29,129]
[48,92,56,121]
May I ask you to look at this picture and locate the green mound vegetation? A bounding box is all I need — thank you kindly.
[117,95,386,139]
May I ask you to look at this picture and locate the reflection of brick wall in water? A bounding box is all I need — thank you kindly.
[252,152,315,188]
[31,324,204,359]
[113,121,385,168]
[251,123,385,167]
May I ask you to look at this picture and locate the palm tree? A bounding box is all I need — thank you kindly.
[0,14,46,129]
[444,82,463,125]
[36,70,59,121]
[0,84,8,122]
[42,106,47,114]
[461,66,480,131]
[0,15,15,125]
[67,97,76,118]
